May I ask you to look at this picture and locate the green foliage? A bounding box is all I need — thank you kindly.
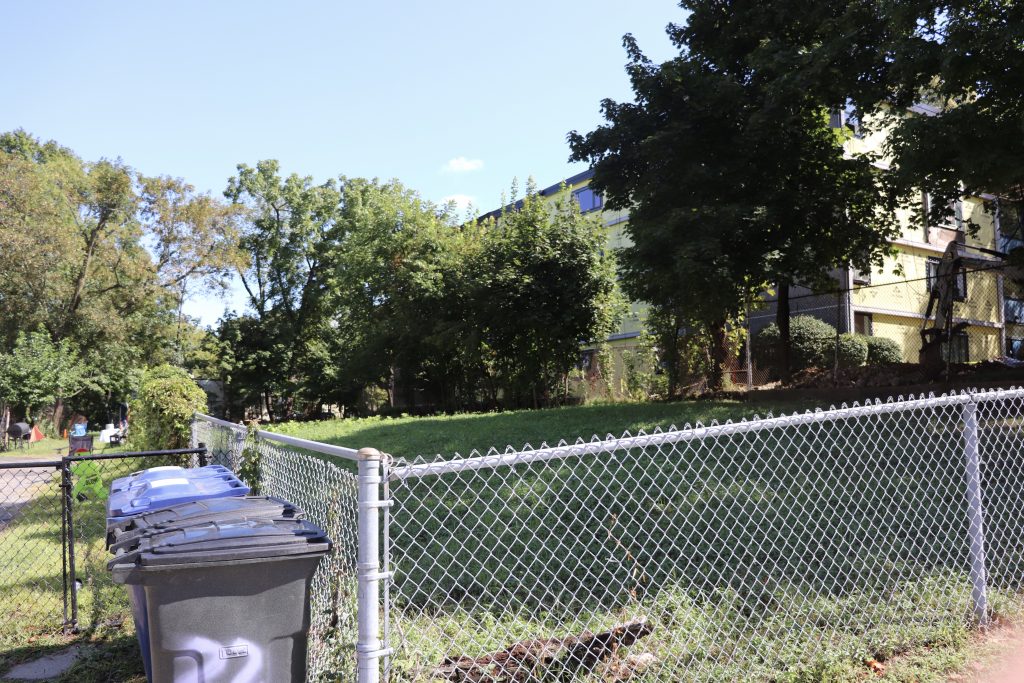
[131,365,207,450]
[755,316,837,374]
[568,27,899,384]
[620,334,665,401]
[237,422,262,495]
[867,336,902,366]
[217,171,621,416]
[836,333,869,369]
[0,329,88,421]
[0,130,245,423]
[469,180,622,407]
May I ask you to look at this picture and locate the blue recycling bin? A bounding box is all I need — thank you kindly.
[110,465,235,494]
[106,467,249,524]
[105,465,251,681]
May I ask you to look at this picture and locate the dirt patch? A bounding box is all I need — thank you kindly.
[948,623,1024,682]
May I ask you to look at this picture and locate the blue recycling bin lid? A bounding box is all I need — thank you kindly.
[107,470,249,519]
[110,465,233,493]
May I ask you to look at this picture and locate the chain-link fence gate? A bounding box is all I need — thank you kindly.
[0,446,208,661]
[0,459,68,648]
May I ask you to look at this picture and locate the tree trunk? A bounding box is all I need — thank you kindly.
[662,314,682,400]
[62,221,107,337]
[707,320,729,392]
[52,397,65,438]
[777,279,792,383]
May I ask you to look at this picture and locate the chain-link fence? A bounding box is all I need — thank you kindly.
[383,387,1024,681]
[0,460,67,651]
[745,262,1017,387]
[64,450,195,634]
[0,446,206,670]
[191,415,363,682]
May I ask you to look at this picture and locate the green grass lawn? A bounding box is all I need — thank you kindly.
[269,397,816,460]
[1,434,128,459]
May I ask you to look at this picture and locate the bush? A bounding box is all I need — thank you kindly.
[866,336,902,365]
[131,365,207,451]
[836,333,869,368]
[754,315,838,373]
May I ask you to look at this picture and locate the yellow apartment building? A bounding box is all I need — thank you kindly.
[478,121,1022,381]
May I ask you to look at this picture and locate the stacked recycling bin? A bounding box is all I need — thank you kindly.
[105,464,331,683]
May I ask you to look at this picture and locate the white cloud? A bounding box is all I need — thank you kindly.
[441,194,475,212]
[442,156,484,173]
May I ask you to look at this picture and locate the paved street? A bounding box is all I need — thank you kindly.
[0,455,62,531]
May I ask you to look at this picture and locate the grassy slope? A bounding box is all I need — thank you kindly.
[269,397,1024,682]
[269,398,815,460]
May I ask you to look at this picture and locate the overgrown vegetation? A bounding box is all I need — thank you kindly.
[130,365,208,450]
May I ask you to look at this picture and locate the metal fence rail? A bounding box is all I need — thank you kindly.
[384,387,1024,681]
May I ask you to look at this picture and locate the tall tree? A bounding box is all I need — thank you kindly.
[569,29,899,386]
[469,180,622,407]
[225,160,342,418]
[138,175,244,360]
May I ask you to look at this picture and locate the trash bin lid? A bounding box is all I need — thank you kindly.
[106,496,303,549]
[106,472,249,519]
[111,465,233,493]
[109,518,331,570]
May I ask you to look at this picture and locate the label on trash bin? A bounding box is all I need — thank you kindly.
[219,645,249,659]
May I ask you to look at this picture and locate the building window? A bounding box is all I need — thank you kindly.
[997,199,1024,253]
[1006,298,1024,324]
[1008,338,1024,360]
[572,186,603,213]
[851,266,871,285]
[926,257,967,301]
[922,192,963,231]
[854,312,873,336]
[943,331,970,363]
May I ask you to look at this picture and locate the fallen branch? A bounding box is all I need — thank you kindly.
[431,620,654,682]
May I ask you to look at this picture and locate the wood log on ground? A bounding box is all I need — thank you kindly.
[431,620,653,682]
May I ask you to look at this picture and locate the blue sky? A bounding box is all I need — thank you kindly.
[2,1,681,325]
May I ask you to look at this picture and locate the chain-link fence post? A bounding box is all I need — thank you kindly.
[190,416,198,450]
[357,447,388,682]
[962,398,989,625]
[232,427,246,471]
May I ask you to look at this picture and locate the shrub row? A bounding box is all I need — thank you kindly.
[754,315,902,373]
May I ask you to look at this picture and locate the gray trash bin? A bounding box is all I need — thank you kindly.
[106,495,302,548]
[108,517,331,683]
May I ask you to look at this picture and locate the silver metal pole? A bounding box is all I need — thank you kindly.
[232,427,247,471]
[962,400,989,625]
[744,304,753,391]
[357,447,387,682]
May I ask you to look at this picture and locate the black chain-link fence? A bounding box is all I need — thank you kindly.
[0,460,67,652]
[0,447,208,658]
